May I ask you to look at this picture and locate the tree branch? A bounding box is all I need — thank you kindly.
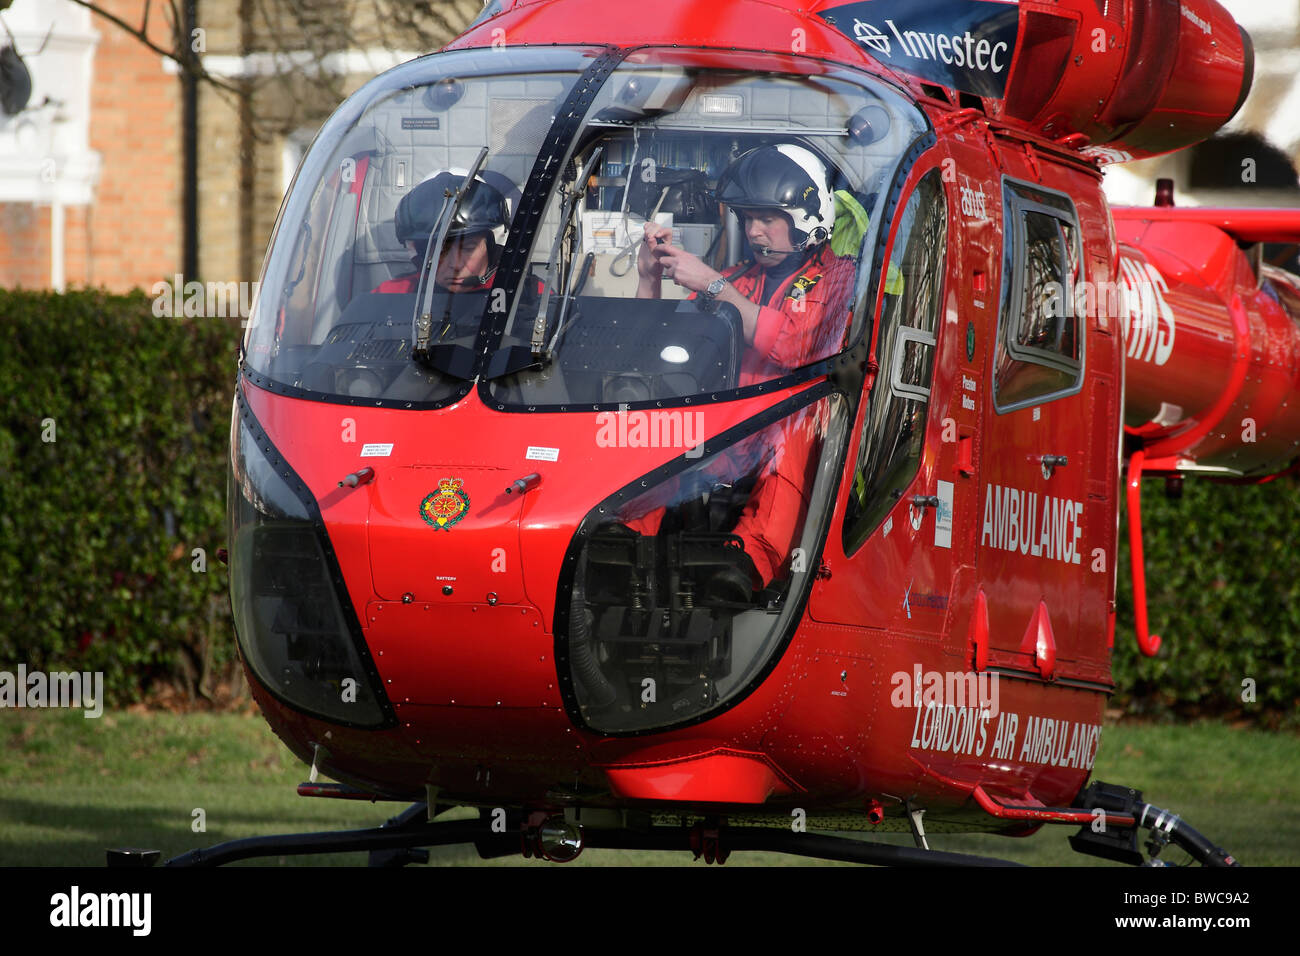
[64,0,245,97]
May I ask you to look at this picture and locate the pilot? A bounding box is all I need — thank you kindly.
[635,143,857,382]
[374,171,511,295]
[629,144,857,597]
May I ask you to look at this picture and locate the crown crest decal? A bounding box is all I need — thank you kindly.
[421,478,470,531]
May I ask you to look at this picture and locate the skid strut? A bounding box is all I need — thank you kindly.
[974,781,1239,867]
[116,800,1024,868]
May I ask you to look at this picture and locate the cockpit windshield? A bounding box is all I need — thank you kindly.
[243,47,600,405]
[487,50,927,409]
[243,46,928,410]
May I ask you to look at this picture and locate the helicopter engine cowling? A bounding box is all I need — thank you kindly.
[807,0,1254,161]
[461,1,1253,163]
[995,0,1252,161]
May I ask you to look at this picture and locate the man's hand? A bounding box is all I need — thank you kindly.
[636,221,674,299]
[638,226,760,344]
[654,244,720,294]
[637,221,673,281]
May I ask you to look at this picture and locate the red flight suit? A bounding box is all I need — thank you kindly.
[373,273,422,294]
[626,243,856,586]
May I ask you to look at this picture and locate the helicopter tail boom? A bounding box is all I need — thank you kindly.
[1114,206,1300,476]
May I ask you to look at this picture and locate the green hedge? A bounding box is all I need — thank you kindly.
[0,290,1295,723]
[1114,476,1300,726]
[0,290,240,703]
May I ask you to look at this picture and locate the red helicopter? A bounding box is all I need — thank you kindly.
[165,0,1300,866]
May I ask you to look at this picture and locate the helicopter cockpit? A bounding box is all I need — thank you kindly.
[244,46,927,410]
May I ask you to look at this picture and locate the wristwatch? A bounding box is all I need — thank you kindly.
[701,276,727,311]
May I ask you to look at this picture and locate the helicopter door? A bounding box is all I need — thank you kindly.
[977,169,1092,679]
[812,164,960,632]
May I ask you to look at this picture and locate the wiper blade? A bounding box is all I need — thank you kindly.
[487,247,596,382]
[412,146,488,372]
[529,147,603,357]
[547,250,594,354]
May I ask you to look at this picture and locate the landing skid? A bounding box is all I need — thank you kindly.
[108,779,1239,868]
[973,779,1240,867]
[113,802,1021,868]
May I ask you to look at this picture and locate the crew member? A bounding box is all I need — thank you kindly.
[630,144,857,595]
[375,171,511,295]
[636,143,856,382]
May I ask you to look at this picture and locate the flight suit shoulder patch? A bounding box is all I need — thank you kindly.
[788,272,822,301]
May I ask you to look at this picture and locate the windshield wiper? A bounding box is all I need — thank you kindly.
[548,250,595,354]
[529,147,604,358]
[484,148,603,382]
[411,146,488,378]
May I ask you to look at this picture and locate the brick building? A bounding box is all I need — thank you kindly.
[0,0,477,292]
[0,0,179,290]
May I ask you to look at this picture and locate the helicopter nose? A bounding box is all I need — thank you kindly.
[368,466,528,608]
[361,466,565,708]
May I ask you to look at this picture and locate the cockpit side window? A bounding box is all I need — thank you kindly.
[843,168,948,555]
[994,179,1086,411]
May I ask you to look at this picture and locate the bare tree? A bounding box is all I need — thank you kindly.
[6,0,484,279]
[64,0,243,96]
[41,0,483,139]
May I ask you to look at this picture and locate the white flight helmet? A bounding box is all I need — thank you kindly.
[715,143,836,251]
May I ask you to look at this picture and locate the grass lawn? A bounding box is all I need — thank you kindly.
[2,709,1296,867]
